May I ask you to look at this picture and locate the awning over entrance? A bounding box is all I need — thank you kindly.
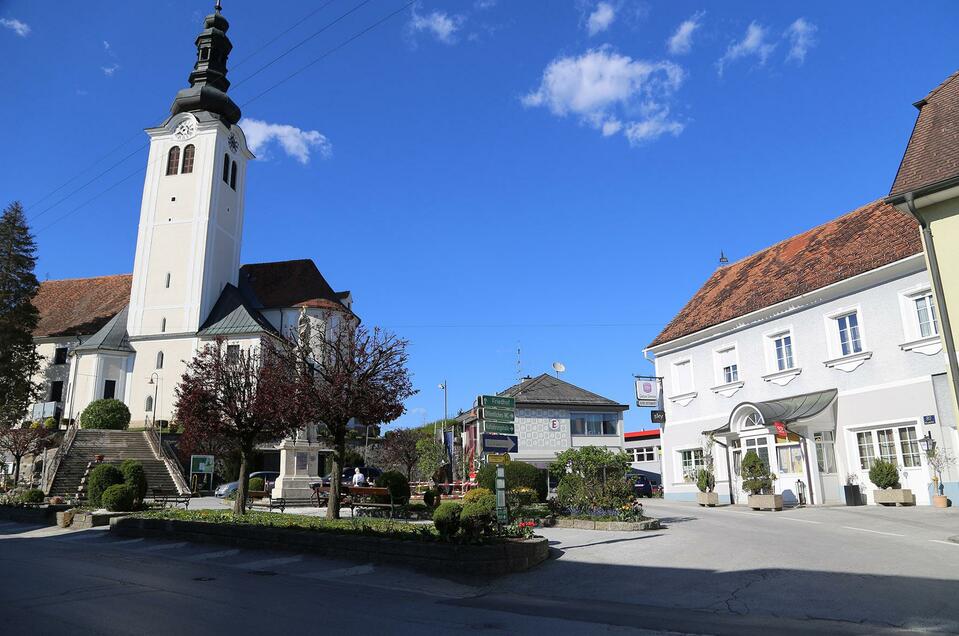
[707,389,838,439]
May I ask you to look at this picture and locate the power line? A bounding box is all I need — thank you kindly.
[229,1,337,71]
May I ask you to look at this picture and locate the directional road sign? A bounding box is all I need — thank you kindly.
[482,433,518,454]
[480,407,514,423]
[484,421,515,434]
[480,395,515,409]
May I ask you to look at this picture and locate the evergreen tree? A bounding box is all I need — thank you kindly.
[0,201,41,429]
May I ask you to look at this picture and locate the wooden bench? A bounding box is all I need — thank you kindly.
[151,488,191,509]
[344,486,396,519]
[246,490,286,513]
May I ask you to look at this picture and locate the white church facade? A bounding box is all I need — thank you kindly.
[29,5,350,496]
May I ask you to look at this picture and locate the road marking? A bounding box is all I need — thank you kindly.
[302,564,375,579]
[842,526,904,537]
[140,542,189,552]
[928,540,959,547]
[237,556,303,570]
[186,548,240,561]
[776,517,822,524]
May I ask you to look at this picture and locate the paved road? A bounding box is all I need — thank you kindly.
[2,501,957,634]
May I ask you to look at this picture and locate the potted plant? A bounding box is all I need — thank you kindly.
[925,447,954,509]
[843,474,863,506]
[869,459,913,506]
[695,468,718,506]
[741,450,781,511]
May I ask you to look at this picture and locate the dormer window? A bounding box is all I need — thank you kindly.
[181,144,195,174]
[166,146,180,176]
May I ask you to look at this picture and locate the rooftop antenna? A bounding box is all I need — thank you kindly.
[719,251,729,265]
[516,342,522,382]
[552,361,566,378]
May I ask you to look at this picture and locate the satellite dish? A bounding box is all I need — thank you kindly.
[552,362,566,374]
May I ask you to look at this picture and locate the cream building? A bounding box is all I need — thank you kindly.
[29,6,353,498]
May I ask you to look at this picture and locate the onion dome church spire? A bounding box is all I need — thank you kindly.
[169,1,241,125]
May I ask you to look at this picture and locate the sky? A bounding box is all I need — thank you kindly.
[1,1,958,433]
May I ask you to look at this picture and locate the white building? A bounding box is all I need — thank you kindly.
[645,200,959,506]
[462,374,628,474]
[624,430,662,486]
[29,6,352,497]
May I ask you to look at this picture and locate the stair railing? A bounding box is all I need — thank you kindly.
[143,428,191,495]
[43,423,78,495]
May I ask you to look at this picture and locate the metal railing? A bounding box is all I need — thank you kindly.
[43,423,78,495]
[143,426,191,495]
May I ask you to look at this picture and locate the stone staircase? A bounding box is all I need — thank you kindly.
[47,430,182,500]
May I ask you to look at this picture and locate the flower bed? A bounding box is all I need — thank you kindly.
[113,510,549,575]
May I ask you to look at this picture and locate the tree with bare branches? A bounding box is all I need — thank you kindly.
[282,313,416,519]
[380,427,424,481]
[0,425,49,484]
[174,339,313,514]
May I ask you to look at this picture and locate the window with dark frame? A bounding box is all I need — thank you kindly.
[53,347,68,365]
[166,146,180,175]
[156,351,164,369]
[222,153,230,183]
[49,381,63,402]
[181,144,195,174]
[227,344,240,363]
[103,380,116,400]
[230,160,237,189]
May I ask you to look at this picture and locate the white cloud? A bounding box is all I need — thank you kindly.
[522,48,685,146]
[0,18,30,37]
[716,21,775,76]
[586,2,616,37]
[101,64,120,77]
[474,0,497,9]
[408,7,463,45]
[239,117,332,164]
[667,11,704,55]
[103,40,111,51]
[785,17,817,64]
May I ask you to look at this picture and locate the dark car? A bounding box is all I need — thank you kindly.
[629,472,654,498]
[321,466,382,487]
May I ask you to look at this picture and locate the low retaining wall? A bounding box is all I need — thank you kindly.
[0,504,71,525]
[554,518,661,531]
[111,517,549,575]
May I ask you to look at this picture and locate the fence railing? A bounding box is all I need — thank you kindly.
[144,425,191,495]
[43,423,78,495]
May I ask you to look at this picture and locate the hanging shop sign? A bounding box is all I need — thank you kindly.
[650,410,666,425]
[635,377,661,408]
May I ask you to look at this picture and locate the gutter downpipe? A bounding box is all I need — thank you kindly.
[906,194,959,412]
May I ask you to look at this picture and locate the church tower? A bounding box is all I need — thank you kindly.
[127,2,253,339]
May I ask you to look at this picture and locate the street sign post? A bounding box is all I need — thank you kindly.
[486,453,510,464]
[495,464,508,524]
[483,420,515,434]
[478,394,516,435]
[480,395,515,409]
[480,407,514,422]
[482,433,518,454]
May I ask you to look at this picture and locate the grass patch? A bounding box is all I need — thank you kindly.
[135,508,438,541]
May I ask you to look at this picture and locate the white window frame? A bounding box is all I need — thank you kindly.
[678,448,704,483]
[761,326,801,385]
[667,357,697,406]
[898,284,943,355]
[823,305,872,371]
[569,412,619,437]
[851,421,924,471]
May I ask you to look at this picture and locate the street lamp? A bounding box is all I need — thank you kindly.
[148,373,160,455]
[919,432,936,454]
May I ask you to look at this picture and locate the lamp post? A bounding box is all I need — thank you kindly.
[438,381,453,481]
[148,373,160,456]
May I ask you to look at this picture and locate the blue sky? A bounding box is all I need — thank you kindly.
[2,1,958,432]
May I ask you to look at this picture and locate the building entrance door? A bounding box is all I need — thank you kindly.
[815,431,842,503]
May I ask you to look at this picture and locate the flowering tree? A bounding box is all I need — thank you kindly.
[174,338,313,514]
[282,313,416,519]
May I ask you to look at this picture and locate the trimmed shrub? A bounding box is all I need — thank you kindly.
[507,486,537,508]
[43,417,58,431]
[88,464,124,507]
[463,487,493,504]
[18,488,44,504]
[432,501,462,540]
[375,471,410,504]
[80,399,131,430]
[101,484,135,512]
[477,461,546,502]
[248,477,265,492]
[120,460,148,505]
[423,488,440,509]
[555,473,584,508]
[460,492,496,540]
[696,468,715,493]
[740,451,774,495]
[869,459,901,489]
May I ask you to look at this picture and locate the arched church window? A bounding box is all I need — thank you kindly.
[145,395,153,412]
[160,317,167,333]
[230,160,237,190]
[181,144,195,174]
[164,273,171,288]
[156,351,164,369]
[166,146,180,176]
[222,153,230,183]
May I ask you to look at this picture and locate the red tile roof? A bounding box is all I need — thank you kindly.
[890,70,959,197]
[648,199,922,348]
[239,259,351,313]
[625,430,660,441]
[32,274,132,338]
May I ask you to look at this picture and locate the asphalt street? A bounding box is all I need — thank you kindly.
[2,500,957,634]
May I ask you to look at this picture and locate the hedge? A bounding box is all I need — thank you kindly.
[80,399,131,430]
[375,471,411,504]
[432,501,462,540]
[101,484,136,512]
[477,461,547,502]
[120,460,148,504]
[88,464,124,507]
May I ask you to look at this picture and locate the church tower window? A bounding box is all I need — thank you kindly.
[166,146,180,175]
[230,160,237,190]
[222,154,230,183]
[181,144,195,174]
[164,272,171,288]
[156,351,164,369]
[160,317,167,333]
[145,395,153,412]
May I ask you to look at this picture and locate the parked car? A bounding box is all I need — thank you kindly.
[214,471,280,498]
[320,466,382,487]
[627,470,654,498]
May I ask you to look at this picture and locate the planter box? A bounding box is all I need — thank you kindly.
[110,517,548,576]
[554,518,661,531]
[748,494,783,511]
[873,489,914,506]
[933,495,949,509]
[71,511,130,529]
[697,492,719,507]
[843,485,864,506]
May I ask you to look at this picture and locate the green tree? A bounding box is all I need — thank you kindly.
[0,202,41,430]
[416,436,447,482]
[549,446,633,510]
[380,427,424,481]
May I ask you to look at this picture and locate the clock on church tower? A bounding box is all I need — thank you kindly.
[126,2,253,341]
